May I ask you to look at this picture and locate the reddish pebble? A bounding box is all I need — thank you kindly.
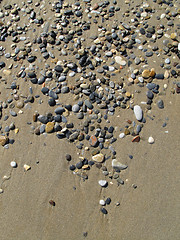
[49,200,55,206]
[92,3,99,10]
[90,135,98,147]
[132,136,140,142]
[127,119,132,124]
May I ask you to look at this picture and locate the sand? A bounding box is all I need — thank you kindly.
[0,0,180,239]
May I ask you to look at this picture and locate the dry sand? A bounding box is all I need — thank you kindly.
[0,0,180,239]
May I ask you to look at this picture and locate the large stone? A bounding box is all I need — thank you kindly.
[115,56,126,66]
[112,159,128,170]
[92,153,104,163]
[134,105,143,121]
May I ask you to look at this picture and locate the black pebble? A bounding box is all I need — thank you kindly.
[101,208,108,214]
[69,165,76,171]
[105,198,111,205]
[66,154,71,161]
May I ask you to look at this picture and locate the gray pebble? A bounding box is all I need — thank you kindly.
[157,99,164,109]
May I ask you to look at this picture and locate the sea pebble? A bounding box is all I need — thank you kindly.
[119,133,125,138]
[98,180,108,187]
[133,105,143,121]
[112,159,128,170]
[10,161,17,168]
[99,199,106,206]
[115,56,126,66]
[148,136,155,144]
[92,153,104,163]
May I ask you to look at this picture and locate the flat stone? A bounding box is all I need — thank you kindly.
[134,105,143,121]
[132,136,140,142]
[112,159,128,170]
[55,107,65,115]
[45,122,54,133]
[92,153,104,163]
[115,56,126,66]
[98,180,107,187]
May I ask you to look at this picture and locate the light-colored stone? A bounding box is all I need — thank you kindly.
[92,153,104,163]
[115,56,126,66]
[148,136,155,144]
[112,159,128,170]
[134,105,143,121]
[24,164,31,171]
[10,161,17,168]
[98,180,107,187]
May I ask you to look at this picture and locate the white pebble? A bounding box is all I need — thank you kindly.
[148,136,155,144]
[99,199,106,206]
[10,161,17,168]
[98,180,107,187]
[134,105,143,121]
[0,189,3,194]
[119,133,125,139]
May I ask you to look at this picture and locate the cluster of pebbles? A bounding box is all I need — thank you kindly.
[0,0,179,216]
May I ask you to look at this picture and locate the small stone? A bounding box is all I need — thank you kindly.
[132,136,140,142]
[72,104,80,113]
[0,136,9,146]
[92,153,104,163]
[115,56,126,66]
[0,189,3,194]
[100,207,108,214]
[66,154,71,161]
[119,133,125,138]
[16,101,24,109]
[99,199,106,206]
[148,136,154,144]
[10,161,17,168]
[98,180,108,187]
[142,69,151,78]
[90,135,98,147]
[157,99,164,109]
[45,122,54,133]
[134,105,143,121]
[170,33,177,40]
[24,164,31,171]
[112,159,128,170]
[49,200,55,206]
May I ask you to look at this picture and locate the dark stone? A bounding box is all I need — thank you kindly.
[55,107,65,115]
[69,165,76,171]
[66,154,71,161]
[48,98,56,106]
[157,99,164,109]
[54,65,63,72]
[100,208,108,214]
[105,197,111,205]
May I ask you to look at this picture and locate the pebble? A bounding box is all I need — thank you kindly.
[98,180,108,187]
[148,136,155,144]
[134,105,143,121]
[157,99,164,109]
[92,153,104,163]
[112,159,128,170]
[10,161,17,168]
[72,104,80,113]
[99,200,106,206]
[0,136,9,146]
[115,56,126,66]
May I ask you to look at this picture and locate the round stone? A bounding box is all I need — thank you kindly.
[119,133,125,138]
[148,136,154,144]
[72,104,80,113]
[142,69,151,78]
[99,199,106,206]
[10,161,17,168]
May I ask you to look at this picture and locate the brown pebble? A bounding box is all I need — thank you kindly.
[132,136,140,142]
[127,119,132,124]
[33,112,39,122]
[45,122,54,133]
[34,127,40,135]
[49,200,55,206]
[0,136,9,146]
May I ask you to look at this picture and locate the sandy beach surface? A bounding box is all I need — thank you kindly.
[0,0,180,239]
